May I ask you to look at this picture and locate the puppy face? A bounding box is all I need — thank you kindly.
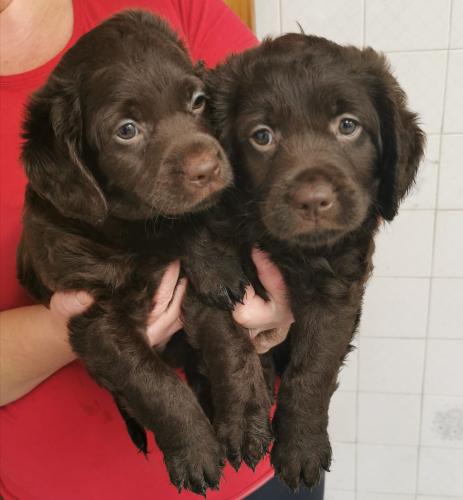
[208,35,425,248]
[22,11,233,224]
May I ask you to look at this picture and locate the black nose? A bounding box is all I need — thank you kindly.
[183,153,220,187]
[291,180,335,216]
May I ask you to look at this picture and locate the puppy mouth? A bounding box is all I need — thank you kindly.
[153,171,234,216]
[262,208,345,246]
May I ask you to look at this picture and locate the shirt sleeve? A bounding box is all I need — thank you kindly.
[174,0,259,67]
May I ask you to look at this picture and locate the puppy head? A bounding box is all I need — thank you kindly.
[208,34,425,247]
[22,10,232,224]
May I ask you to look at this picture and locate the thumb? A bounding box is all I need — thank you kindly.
[251,247,286,297]
[50,291,93,319]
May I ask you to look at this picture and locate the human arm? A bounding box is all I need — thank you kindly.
[0,261,187,406]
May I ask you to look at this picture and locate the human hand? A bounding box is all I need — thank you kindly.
[50,261,187,349]
[232,248,294,353]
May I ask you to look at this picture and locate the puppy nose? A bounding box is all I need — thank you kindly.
[291,180,335,216]
[183,153,220,187]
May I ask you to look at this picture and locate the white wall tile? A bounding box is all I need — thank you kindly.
[421,395,463,448]
[424,340,463,396]
[417,497,458,500]
[418,447,463,497]
[373,211,434,277]
[433,212,463,277]
[254,0,281,39]
[280,0,364,46]
[438,135,463,209]
[329,391,357,443]
[428,278,463,339]
[443,51,463,133]
[358,494,414,500]
[326,442,356,490]
[325,490,356,500]
[451,0,463,48]
[360,277,430,338]
[365,0,450,51]
[358,393,421,445]
[357,444,418,494]
[402,135,440,210]
[386,51,447,135]
[359,338,425,394]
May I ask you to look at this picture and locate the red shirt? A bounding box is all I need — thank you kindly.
[0,1,273,498]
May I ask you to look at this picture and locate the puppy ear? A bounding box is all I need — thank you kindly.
[22,76,108,225]
[206,55,244,155]
[363,49,425,221]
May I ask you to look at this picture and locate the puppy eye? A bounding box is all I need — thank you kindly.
[249,126,275,151]
[191,91,206,114]
[331,114,362,140]
[339,118,358,135]
[116,121,139,141]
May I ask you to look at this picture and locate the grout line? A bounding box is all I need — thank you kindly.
[278,0,282,34]
[360,335,463,340]
[334,439,463,450]
[339,389,463,397]
[384,46,463,54]
[361,0,366,48]
[354,9,366,499]
[373,275,463,279]
[354,488,463,499]
[399,208,463,212]
[414,0,455,495]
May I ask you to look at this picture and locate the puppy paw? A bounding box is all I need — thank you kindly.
[186,255,249,310]
[271,433,331,491]
[195,273,249,311]
[215,403,272,471]
[164,430,224,495]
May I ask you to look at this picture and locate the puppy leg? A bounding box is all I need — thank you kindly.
[271,306,357,490]
[182,227,249,311]
[184,354,215,422]
[114,397,148,456]
[260,351,277,401]
[70,295,224,495]
[184,297,273,471]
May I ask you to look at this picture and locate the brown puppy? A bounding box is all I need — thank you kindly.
[206,34,425,489]
[18,10,237,494]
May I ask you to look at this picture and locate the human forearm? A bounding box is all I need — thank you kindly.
[0,262,186,406]
[0,304,76,405]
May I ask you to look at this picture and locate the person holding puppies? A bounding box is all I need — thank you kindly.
[0,1,322,499]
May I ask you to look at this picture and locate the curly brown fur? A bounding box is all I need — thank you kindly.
[205,34,425,489]
[17,10,245,495]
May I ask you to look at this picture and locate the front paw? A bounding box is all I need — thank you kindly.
[188,259,249,311]
[271,432,331,491]
[215,398,272,471]
[164,425,224,495]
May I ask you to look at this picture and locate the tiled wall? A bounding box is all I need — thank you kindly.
[254,1,463,498]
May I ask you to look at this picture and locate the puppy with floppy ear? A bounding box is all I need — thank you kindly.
[205,34,424,488]
[22,73,108,225]
[18,10,244,495]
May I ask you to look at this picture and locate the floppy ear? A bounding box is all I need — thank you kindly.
[205,53,247,157]
[362,49,425,221]
[21,75,108,225]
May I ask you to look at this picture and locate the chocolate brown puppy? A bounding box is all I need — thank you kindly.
[17,10,239,494]
[206,34,425,489]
